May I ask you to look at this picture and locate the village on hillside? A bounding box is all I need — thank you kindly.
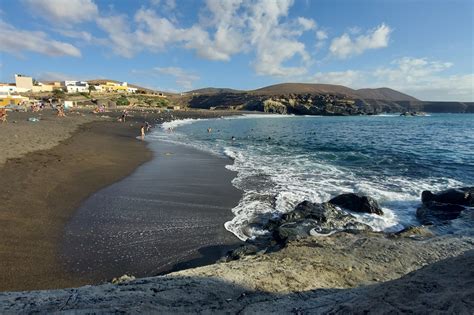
[0,74,182,115]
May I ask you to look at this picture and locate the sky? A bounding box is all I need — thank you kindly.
[0,0,473,101]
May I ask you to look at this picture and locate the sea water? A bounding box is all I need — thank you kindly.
[149,114,474,241]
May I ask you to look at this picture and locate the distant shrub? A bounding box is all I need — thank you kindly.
[156,98,169,107]
[52,89,65,98]
[116,95,130,106]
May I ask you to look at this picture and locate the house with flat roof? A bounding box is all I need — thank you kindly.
[63,81,89,93]
[0,84,17,94]
[100,81,128,93]
[15,74,33,92]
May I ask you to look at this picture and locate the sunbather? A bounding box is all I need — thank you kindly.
[0,108,7,123]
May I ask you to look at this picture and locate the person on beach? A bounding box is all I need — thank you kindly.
[119,109,128,122]
[0,108,7,123]
[140,125,146,140]
[145,121,151,132]
[57,105,66,117]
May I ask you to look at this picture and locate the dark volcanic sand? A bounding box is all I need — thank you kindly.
[0,109,244,291]
[0,119,152,292]
[60,141,242,283]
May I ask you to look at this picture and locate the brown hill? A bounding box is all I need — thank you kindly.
[250,83,419,101]
[355,87,418,101]
[188,87,244,94]
[251,83,358,97]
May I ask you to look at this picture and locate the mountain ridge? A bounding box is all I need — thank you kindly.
[187,83,419,102]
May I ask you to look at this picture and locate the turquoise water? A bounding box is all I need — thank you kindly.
[150,114,474,240]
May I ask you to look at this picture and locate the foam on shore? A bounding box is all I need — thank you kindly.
[151,114,470,241]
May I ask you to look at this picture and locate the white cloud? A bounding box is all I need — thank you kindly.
[347,26,361,35]
[22,0,98,24]
[316,30,327,40]
[373,57,472,101]
[96,15,136,58]
[329,23,391,59]
[163,0,176,11]
[0,21,81,57]
[374,57,453,81]
[57,29,93,42]
[297,17,316,31]
[98,0,314,76]
[308,57,474,101]
[152,67,200,90]
[246,0,312,76]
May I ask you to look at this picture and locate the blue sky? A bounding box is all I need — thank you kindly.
[0,0,473,101]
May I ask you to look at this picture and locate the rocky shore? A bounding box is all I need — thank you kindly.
[1,187,473,312]
[222,188,473,260]
[187,91,474,115]
[1,232,472,313]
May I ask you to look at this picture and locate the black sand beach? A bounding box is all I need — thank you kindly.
[60,140,243,283]
[0,109,242,291]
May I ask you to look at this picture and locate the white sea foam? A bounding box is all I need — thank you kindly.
[221,144,463,241]
[224,113,296,120]
[149,115,467,241]
[161,118,208,131]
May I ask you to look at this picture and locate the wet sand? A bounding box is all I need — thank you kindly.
[0,109,243,292]
[61,141,242,283]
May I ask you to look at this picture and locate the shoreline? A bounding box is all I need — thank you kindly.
[0,117,153,291]
[0,110,473,313]
[0,109,243,292]
[59,140,243,284]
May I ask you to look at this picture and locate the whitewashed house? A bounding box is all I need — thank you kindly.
[0,84,17,94]
[63,81,89,93]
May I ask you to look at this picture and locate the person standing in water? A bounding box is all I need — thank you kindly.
[140,125,145,140]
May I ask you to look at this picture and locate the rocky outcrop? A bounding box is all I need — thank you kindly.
[1,235,473,314]
[265,201,372,245]
[417,187,474,225]
[186,91,474,115]
[262,99,288,114]
[421,187,474,206]
[329,193,384,215]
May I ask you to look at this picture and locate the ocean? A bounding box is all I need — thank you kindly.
[149,113,474,241]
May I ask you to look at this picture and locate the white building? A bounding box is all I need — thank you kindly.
[0,84,17,94]
[63,81,89,93]
[127,87,137,93]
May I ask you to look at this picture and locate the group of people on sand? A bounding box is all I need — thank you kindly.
[0,101,66,123]
[116,108,150,140]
